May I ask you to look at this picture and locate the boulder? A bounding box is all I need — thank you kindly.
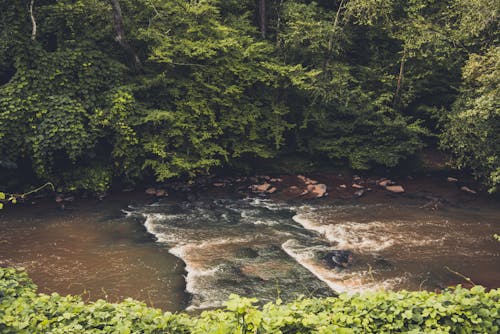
[386,185,405,193]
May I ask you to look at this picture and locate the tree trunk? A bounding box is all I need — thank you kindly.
[29,0,36,40]
[259,0,266,39]
[275,0,284,46]
[394,53,405,107]
[324,0,345,68]
[109,0,143,73]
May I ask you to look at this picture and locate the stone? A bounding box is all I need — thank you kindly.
[339,184,347,189]
[386,185,405,193]
[266,187,277,194]
[311,184,327,198]
[213,182,225,187]
[378,179,393,187]
[145,188,156,195]
[255,183,271,192]
[460,186,477,194]
[447,177,459,183]
[306,184,315,191]
[354,189,365,198]
[325,250,353,268]
[352,184,364,189]
[155,189,167,197]
[299,189,309,196]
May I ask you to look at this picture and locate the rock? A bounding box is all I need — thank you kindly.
[460,186,477,194]
[378,179,393,187]
[213,182,225,187]
[55,194,64,203]
[254,183,271,192]
[386,185,405,193]
[299,189,309,196]
[310,184,327,198]
[266,187,277,194]
[354,189,365,198]
[352,184,364,189]
[306,184,316,192]
[155,189,167,197]
[339,184,347,189]
[145,188,157,195]
[297,175,307,182]
[447,177,459,183]
[270,178,283,182]
[325,250,353,268]
[289,186,299,190]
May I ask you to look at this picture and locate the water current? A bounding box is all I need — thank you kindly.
[1,191,499,311]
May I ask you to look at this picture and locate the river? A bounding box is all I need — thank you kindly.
[1,177,499,311]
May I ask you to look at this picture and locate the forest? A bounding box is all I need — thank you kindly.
[0,0,498,194]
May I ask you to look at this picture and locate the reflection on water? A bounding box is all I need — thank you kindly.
[1,192,500,311]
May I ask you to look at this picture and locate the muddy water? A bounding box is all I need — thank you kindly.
[0,195,187,311]
[1,190,500,312]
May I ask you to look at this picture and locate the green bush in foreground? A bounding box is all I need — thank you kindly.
[1,268,499,333]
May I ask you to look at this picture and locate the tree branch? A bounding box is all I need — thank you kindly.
[324,0,345,68]
[109,0,144,73]
[29,0,36,40]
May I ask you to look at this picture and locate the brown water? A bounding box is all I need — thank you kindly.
[1,188,499,312]
[0,194,187,311]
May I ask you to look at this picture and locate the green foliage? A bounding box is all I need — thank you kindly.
[441,46,500,192]
[0,0,498,192]
[1,268,499,333]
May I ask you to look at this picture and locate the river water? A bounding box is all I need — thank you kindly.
[1,187,499,311]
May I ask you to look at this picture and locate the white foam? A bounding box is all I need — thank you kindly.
[292,211,448,253]
[282,239,404,294]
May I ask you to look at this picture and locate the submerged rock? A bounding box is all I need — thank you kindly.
[324,250,353,268]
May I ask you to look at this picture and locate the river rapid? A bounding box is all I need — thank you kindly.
[1,181,500,312]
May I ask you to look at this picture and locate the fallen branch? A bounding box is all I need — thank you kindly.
[444,266,476,286]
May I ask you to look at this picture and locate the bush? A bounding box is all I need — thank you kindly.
[1,268,499,333]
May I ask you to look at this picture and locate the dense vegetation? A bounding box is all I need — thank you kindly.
[0,0,498,193]
[1,268,499,333]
